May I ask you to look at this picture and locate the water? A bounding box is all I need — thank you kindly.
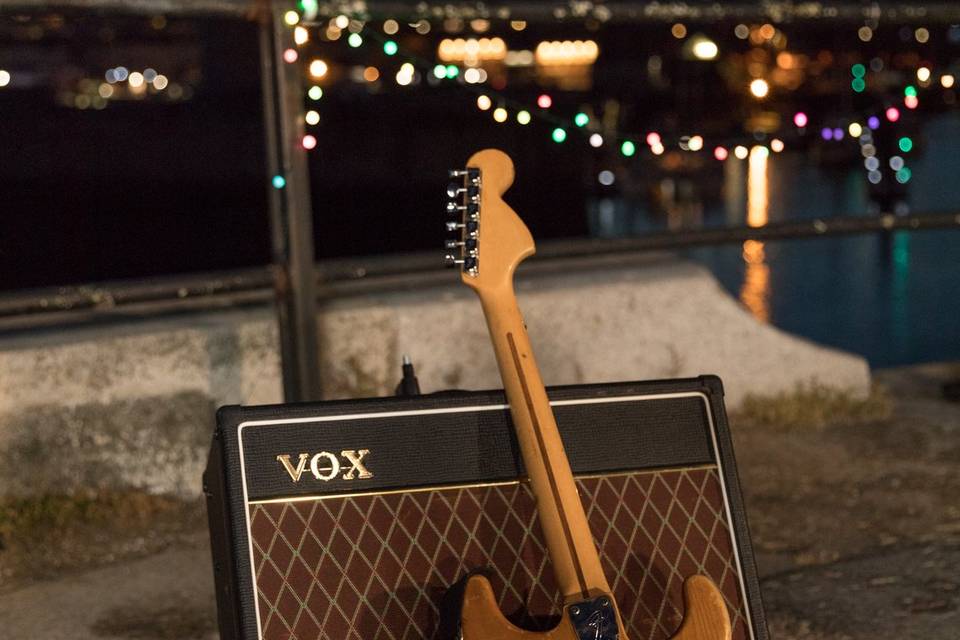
[589,114,960,368]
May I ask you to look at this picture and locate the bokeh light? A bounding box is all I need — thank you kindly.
[749,78,769,98]
[309,59,328,78]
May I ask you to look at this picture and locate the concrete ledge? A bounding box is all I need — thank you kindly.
[0,256,870,497]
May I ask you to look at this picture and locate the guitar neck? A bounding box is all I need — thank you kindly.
[478,283,612,602]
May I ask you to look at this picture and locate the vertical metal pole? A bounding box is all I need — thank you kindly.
[258,0,322,401]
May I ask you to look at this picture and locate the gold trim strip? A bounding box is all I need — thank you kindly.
[247,463,717,506]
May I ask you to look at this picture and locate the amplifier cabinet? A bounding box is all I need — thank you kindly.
[205,376,767,640]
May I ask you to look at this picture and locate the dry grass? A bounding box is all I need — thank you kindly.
[0,491,204,588]
[733,383,893,430]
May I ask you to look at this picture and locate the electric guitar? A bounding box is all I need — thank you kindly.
[441,149,732,640]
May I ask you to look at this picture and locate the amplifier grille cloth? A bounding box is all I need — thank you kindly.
[249,467,748,640]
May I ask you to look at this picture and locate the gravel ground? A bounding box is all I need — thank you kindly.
[0,364,956,639]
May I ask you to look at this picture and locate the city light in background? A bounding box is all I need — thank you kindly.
[2,5,958,345]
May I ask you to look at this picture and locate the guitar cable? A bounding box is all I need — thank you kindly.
[395,354,422,396]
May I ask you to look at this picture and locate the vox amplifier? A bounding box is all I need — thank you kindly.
[205,376,768,640]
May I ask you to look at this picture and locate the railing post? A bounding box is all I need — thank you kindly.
[258,0,321,401]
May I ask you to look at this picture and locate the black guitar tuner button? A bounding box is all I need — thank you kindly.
[464,256,478,270]
[465,238,477,250]
[466,220,478,233]
[467,185,479,198]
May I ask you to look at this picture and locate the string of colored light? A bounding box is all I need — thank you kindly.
[277,7,950,190]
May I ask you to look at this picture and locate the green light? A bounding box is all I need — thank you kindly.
[347,33,362,48]
[383,40,398,55]
[851,78,866,93]
[851,63,866,78]
[904,85,918,97]
[896,166,912,184]
[898,136,913,152]
[271,175,286,189]
[893,233,910,267]
[445,64,459,78]
[433,64,447,79]
[621,140,636,157]
[307,85,323,100]
[298,0,318,13]
[552,127,567,143]
[574,112,589,127]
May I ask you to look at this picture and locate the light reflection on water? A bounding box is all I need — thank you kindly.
[741,146,771,322]
[586,114,960,367]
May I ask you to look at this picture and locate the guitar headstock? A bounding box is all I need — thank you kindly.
[444,149,535,293]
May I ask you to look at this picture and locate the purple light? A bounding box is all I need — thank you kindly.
[833,127,844,140]
[867,116,880,130]
[821,127,833,140]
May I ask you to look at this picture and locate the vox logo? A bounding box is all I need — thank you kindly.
[276,449,373,483]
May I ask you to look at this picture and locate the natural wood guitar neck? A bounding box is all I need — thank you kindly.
[477,282,611,603]
[449,149,730,640]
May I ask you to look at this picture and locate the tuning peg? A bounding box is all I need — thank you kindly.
[447,182,464,198]
[445,239,462,249]
[444,253,464,267]
[445,221,461,232]
[446,201,465,214]
[449,168,481,183]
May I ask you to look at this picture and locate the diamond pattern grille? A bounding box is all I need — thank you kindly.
[248,467,748,640]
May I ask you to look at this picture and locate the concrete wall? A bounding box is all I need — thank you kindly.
[0,256,870,497]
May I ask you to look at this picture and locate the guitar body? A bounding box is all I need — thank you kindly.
[443,149,733,640]
[442,574,731,640]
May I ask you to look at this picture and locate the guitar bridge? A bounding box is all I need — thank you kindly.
[567,596,620,640]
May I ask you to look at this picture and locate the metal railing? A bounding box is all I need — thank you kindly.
[2,210,957,334]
